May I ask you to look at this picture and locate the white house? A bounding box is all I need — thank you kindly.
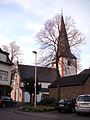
[0,48,13,96]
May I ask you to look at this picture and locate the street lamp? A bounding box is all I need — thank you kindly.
[32,51,37,107]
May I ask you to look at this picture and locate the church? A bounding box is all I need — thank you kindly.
[49,14,90,100]
[52,13,77,77]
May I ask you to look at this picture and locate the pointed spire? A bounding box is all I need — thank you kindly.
[60,12,67,39]
[59,13,76,59]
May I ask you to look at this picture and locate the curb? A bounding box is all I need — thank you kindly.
[13,108,58,119]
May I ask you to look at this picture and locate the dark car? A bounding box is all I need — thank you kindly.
[56,98,76,113]
[0,96,16,107]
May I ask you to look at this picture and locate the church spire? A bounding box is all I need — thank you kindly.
[59,13,76,59]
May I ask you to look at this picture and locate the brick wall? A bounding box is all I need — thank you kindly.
[83,77,90,94]
[49,77,90,99]
[49,88,58,99]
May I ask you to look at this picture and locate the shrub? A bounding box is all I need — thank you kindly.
[20,105,55,112]
[38,98,57,106]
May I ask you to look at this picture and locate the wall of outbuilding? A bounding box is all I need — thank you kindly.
[49,77,90,100]
[83,77,90,94]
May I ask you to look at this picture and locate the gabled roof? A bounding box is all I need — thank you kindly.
[0,48,9,55]
[18,64,57,83]
[0,48,13,65]
[0,60,13,65]
[59,15,76,59]
[49,73,90,88]
[79,69,90,74]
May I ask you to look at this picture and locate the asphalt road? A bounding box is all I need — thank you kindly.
[0,107,90,120]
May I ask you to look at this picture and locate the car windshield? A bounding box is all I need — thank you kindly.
[78,96,90,102]
[59,99,70,103]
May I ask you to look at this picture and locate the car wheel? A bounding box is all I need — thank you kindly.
[76,112,81,115]
[72,108,75,113]
[58,109,61,112]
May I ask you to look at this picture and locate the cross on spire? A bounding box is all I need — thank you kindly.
[61,9,63,16]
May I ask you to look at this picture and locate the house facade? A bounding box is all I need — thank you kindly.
[11,64,57,102]
[11,64,24,102]
[0,48,13,96]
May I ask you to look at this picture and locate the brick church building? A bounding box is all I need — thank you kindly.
[49,14,90,100]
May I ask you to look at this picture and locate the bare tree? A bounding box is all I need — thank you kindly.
[36,14,85,100]
[2,41,21,63]
[36,14,85,79]
[36,14,85,70]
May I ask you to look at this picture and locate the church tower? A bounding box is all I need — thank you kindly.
[59,14,77,77]
[52,13,77,77]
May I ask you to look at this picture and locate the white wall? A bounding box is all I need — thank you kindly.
[59,57,77,76]
[40,82,51,88]
[24,92,30,102]
[0,64,12,86]
[37,82,51,102]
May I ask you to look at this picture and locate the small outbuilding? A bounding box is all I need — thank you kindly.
[49,69,90,100]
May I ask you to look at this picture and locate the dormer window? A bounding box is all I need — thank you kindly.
[0,70,8,81]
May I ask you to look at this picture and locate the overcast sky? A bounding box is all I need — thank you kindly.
[0,0,90,70]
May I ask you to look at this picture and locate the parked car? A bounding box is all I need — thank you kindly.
[75,94,90,115]
[56,98,76,113]
[0,96,17,107]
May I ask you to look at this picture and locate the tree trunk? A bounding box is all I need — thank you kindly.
[56,52,61,101]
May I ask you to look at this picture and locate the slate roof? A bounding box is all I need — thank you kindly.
[0,48,9,55]
[79,69,90,74]
[0,48,13,65]
[0,60,13,65]
[49,73,90,88]
[18,64,57,83]
[59,15,76,59]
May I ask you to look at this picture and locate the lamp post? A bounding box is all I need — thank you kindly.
[32,51,37,108]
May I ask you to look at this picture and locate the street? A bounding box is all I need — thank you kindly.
[0,107,90,120]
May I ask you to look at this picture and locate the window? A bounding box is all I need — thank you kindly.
[0,70,8,81]
[77,95,90,101]
[0,53,7,62]
[67,60,71,66]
